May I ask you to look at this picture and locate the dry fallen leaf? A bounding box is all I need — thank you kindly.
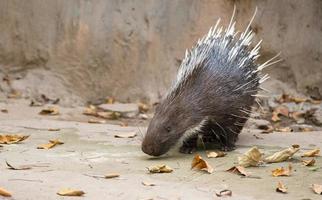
[83,105,97,116]
[106,97,115,104]
[276,181,287,193]
[312,184,322,195]
[39,107,59,115]
[142,181,156,186]
[272,164,292,177]
[114,132,137,138]
[258,124,274,134]
[48,128,60,131]
[57,189,85,196]
[88,119,107,124]
[215,189,232,197]
[206,151,226,158]
[6,161,32,170]
[275,127,293,132]
[302,149,320,157]
[1,109,8,113]
[96,111,120,120]
[0,134,29,144]
[0,187,12,197]
[299,127,313,132]
[104,173,120,179]
[147,165,173,173]
[138,103,149,113]
[302,159,315,166]
[37,139,64,149]
[272,106,289,122]
[264,145,300,163]
[238,146,262,167]
[191,154,214,174]
[226,166,250,176]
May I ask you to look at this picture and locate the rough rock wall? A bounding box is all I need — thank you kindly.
[0,0,321,105]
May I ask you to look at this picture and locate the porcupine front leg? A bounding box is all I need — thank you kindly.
[179,135,198,154]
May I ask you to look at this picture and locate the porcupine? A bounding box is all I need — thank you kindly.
[141,8,280,156]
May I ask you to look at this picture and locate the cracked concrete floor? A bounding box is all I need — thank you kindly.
[0,99,322,200]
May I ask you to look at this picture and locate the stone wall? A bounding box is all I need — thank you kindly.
[0,0,321,104]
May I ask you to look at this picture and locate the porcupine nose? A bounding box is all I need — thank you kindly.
[141,140,162,156]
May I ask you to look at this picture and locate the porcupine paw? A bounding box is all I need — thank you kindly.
[220,144,236,152]
[179,145,196,154]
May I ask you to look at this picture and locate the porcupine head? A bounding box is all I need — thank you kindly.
[142,8,280,156]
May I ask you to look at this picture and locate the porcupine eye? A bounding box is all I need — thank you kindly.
[165,126,171,132]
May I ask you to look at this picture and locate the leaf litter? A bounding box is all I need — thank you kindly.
[0,134,29,144]
[191,154,214,174]
[37,139,64,149]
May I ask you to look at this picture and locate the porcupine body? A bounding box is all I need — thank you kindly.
[141,9,279,156]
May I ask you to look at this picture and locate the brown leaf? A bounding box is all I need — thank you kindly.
[6,161,32,170]
[264,145,300,163]
[37,139,64,149]
[299,127,314,132]
[275,127,293,132]
[88,119,106,124]
[272,164,292,177]
[1,109,8,113]
[47,128,60,131]
[191,154,214,174]
[0,187,12,197]
[142,181,156,186]
[226,166,250,176]
[302,149,320,157]
[272,106,289,122]
[215,189,232,197]
[276,181,287,193]
[238,146,262,167]
[147,165,173,173]
[258,124,274,134]
[39,106,59,115]
[57,189,85,196]
[302,159,315,166]
[206,151,226,158]
[114,132,137,138]
[0,134,29,144]
[312,184,322,195]
[104,173,120,179]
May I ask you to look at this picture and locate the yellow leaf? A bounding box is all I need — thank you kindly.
[88,119,106,124]
[83,105,97,116]
[191,154,214,174]
[0,187,12,197]
[312,184,322,195]
[147,165,173,173]
[238,146,262,167]
[264,145,300,163]
[39,107,59,115]
[302,159,315,166]
[57,189,85,196]
[104,173,120,179]
[206,151,226,158]
[0,134,29,144]
[272,164,292,177]
[226,166,250,176]
[138,103,149,113]
[276,181,287,193]
[37,139,64,149]
[302,149,320,157]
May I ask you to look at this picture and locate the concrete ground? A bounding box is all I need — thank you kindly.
[0,99,321,200]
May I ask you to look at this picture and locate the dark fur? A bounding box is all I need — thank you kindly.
[142,52,259,156]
